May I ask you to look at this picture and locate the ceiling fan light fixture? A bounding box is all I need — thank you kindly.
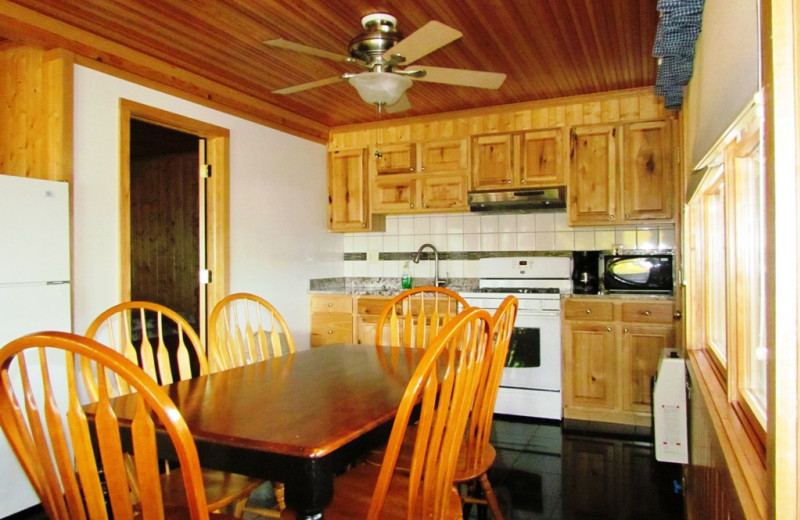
[348,72,412,107]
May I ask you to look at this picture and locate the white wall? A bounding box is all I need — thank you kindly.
[72,65,340,348]
[685,0,760,168]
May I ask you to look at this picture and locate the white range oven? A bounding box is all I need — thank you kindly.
[462,256,572,420]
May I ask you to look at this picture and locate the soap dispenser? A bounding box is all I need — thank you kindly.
[401,261,412,289]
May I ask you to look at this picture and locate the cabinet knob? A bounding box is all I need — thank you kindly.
[674,310,683,320]
[625,213,631,218]
[585,309,592,314]
[409,203,415,208]
[606,326,612,332]
[521,179,526,184]
[327,330,333,334]
[421,166,426,171]
[609,214,615,220]
[327,303,333,308]
[422,203,428,208]
[643,310,651,316]
[409,167,415,172]
[624,328,629,333]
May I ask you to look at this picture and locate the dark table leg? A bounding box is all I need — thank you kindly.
[283,458,334,520]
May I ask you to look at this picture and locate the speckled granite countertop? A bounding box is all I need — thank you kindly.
[309,277,479,295]
[562,292,675,301]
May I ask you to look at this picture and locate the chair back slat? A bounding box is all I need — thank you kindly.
[0,332,213,520]
[208,293,295,372]
[375,287,469,350]
[367,307,491,520]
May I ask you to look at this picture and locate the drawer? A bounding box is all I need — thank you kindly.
[620,302,674,324]
[310,294,353,313]
[310,314,353,346]
[356,296,395,317]
[563,299,614,321]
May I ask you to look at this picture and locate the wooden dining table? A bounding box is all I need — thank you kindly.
[88,343,425,519]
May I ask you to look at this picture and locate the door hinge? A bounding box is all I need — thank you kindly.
[199,269,212,284]
[200,164,212,178]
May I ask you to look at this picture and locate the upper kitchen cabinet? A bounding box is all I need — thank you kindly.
[569,120,675,226]
[472,129,565,190]
[372,139,468,214]
[328,147,384,232]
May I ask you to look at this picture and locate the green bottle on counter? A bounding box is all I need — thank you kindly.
[401,261,412,289]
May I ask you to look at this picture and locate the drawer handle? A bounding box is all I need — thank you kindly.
[643,310,651,316]
[585,309,592,314]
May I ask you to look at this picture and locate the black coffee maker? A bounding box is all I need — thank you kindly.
[572,251,601,294]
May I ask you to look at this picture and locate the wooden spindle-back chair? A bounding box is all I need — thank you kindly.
[0,331,240,520]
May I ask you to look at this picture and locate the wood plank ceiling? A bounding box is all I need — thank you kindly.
[0,0,659,142]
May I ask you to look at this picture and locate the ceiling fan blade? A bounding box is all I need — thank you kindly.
[408,66,507,89]
[272,76,344,95]
[382,21,462,66]
[385,94,412,114]
[264,38,356,64]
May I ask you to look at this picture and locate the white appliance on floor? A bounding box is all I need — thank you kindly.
[0,174,72,517]
[653,348,689,464]
[462,256,572,420]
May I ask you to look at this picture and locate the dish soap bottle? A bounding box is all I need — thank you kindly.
[401,261,412,289]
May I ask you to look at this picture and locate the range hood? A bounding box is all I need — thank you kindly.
[468,186,566,213]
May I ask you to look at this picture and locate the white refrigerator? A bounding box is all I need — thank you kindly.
[0,174,72,517]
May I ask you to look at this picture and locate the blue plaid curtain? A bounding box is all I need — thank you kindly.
[653,0,706,109]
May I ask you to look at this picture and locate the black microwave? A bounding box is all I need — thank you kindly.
[603,255,674,293]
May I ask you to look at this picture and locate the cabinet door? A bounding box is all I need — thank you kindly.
[421,139,467,173]
[563,321,617,410]
[328,148,369,231]
[375,143,416,174]
[569,125,617,225]
[621,324,675,413]
[471,134,515,189]
[421,174,468,211]
[621,121,674,221]
[520,129,564,187]
[373,175,417,212]
[311,313,353,347]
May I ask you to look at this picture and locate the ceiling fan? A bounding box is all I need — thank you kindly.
[264,13,507,113]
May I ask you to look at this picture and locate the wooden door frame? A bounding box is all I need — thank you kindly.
[119,99,230,334]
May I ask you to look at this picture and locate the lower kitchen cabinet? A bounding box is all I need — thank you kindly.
[562,298,676,427]
[310,294,395,346]
[310,294,353,347]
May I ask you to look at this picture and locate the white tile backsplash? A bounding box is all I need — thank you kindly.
[344,214,675,276]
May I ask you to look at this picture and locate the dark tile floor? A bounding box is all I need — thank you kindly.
[8,417,685,520]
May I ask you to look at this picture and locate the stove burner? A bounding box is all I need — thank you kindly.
[476,287,560,294]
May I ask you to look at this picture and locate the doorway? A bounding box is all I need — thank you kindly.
[120,100,231,344]
[129,120,201,331]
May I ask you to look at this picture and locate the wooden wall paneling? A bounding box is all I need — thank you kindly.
[601,99,621,123]
[43,48,73,182]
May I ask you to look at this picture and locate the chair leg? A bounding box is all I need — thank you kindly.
[274,481,286,511]
[478,473,504,520]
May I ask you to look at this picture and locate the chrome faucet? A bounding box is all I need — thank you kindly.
[413,243,446,287]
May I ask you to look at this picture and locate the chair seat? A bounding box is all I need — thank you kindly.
[279,461,463,520]
[161,467,264,511]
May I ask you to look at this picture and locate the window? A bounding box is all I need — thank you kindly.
[684,100,766,433]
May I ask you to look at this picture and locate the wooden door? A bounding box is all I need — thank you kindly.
[621,324,675,413]
[420,139,468,173]
[375,143,417,174]
[569,125,617,225]
[621,121,674,221]
[471,134,515,189]
[373,175,417,212]
[420,174,468,211]
[520,129,564,187]
[328,148,369,231]
[562,321,617,411]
